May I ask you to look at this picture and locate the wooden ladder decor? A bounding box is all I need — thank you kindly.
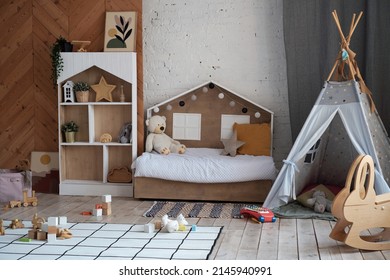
[329,154,390,250]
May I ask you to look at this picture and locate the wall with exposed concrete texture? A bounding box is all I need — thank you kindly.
[143,0,291,167]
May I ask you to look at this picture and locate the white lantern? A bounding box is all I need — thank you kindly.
[63,81,75,103]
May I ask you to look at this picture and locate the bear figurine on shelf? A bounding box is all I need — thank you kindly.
[145,115,186,155]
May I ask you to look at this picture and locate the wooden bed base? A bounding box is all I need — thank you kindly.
[133,177,273,203]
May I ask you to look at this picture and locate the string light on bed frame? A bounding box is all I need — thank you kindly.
[153,82,262,119]
[212,83,262,119]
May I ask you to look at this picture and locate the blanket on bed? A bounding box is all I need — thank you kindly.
[132,148,277,183]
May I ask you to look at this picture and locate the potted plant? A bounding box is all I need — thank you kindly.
[50,36,73,88]
[73,81,91,102]
[61,121,79,143]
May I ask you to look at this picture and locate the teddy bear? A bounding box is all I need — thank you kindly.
[15,159,30,171]
[306,190,332,213]
[118,122,132,143]
[145,115,186,155]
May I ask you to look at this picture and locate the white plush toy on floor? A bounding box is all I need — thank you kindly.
[145,115,186,155]
[162,214,188,233]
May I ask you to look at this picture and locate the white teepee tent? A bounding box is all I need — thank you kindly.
[263,11,390,209]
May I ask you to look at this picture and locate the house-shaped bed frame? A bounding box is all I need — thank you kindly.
[134,81,276,202]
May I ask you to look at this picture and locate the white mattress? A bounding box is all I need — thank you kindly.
[132,148,277,183]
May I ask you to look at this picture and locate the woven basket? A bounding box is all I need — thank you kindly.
[76,91,89,102]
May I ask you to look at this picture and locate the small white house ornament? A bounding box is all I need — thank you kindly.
[63,81,75,102]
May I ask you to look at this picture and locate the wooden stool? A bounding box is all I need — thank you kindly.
[329,154,390,250]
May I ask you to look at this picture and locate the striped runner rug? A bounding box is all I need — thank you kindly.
[143,201,261,219]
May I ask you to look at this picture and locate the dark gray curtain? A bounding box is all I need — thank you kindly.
[283,0,390,140]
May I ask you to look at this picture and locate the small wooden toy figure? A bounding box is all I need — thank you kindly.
[32,213,45,229]
[10,219,24,229]
[0,219,5,235]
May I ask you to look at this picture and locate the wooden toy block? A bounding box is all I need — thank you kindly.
[59,216,67,225]
[103,208,112,215]
[48,217,58,226]
[28,229,37,239]
[0,219,4,235]
[47,233,57,243]
[37,230,47,240]
[41,222,48,232]
[102,202,112,215]
[95,204,103,209]
[178,224,186,231]
[102,195,112,203]
[101,202,111,209]
[93,208,102,216]
[144,223,155,233]
[154,221,162,229]
[329,154,390,250]
[48,226,57,234]
[191,225,197,232]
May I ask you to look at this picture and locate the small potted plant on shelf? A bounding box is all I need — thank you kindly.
[61,121,79,143]
[73,81,90,102]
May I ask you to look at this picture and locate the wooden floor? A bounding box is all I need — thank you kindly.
[1,193,389,260]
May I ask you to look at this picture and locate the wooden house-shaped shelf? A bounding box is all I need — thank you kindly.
[57,52,137,196]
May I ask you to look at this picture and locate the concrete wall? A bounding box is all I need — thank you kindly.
[142,0,291,167]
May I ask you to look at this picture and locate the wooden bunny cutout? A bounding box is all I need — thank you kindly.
[329,154,390,250]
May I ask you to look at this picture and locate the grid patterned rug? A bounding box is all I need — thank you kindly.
[143,201,261,219]
[0,220,222,260]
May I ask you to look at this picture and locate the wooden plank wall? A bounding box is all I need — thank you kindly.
[0,0,144,168]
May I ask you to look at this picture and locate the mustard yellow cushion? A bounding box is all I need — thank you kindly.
[233,123,271,156]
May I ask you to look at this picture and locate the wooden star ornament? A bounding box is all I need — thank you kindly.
[92,76,116,102]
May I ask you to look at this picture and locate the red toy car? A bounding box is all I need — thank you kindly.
[240,206,276,223]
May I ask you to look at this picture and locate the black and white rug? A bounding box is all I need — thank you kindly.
[0,220,222,260]
[143,201,261,219]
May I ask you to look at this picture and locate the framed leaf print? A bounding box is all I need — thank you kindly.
[104,11,137,52]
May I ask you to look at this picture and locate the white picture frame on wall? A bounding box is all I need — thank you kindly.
[104,11,137,52]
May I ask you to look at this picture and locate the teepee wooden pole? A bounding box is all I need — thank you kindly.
[346,13,356,42]
[327,59,339,81]
[347,11,363,42]
[332,11,348,47]
[351,12,363,36]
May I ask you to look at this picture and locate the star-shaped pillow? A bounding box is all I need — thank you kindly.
[221,130,245,157]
